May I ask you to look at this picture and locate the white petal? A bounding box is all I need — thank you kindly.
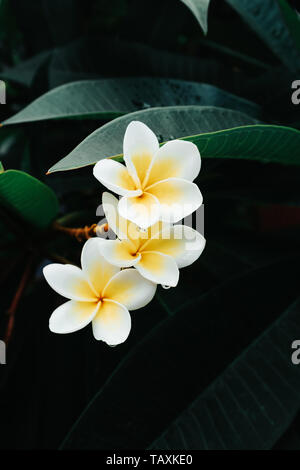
[92,299,131,345]
[118,193,160,229]
[81,238,120,294]
[49,300,100,334]
[102,192,129,239]
[43,263,97,301]
[139,220,171,244]
[102,191,142,249]
[145,139,201,187]
[135,251,179,286]
[123,121,159,187]
[146,178,203,223]
[102,268,156,310]
[99,239,141,268]
[93,159,142,197]
[141,225,206,268]
[173,226,206,268]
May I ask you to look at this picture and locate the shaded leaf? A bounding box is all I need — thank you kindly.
[151,295,300,449]
[274,413,300,449]
[277,0,300,52]
[179,0,210,34]
[47,106,300,174]
[0,50,52,87]
[0,170,59,229]
[0,128,23,158]
[60,257,300,449]
[3,78,261,126]
[48,37,247,94]
[225,0,300,71]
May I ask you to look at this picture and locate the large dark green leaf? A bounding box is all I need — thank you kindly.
[48,37,247,94]
[61,257,300,449]
[2,78,261,126]
[225,0,300,71]
[197,37,269,71]
[48,106,258,172]
[245,65,298,126]
[274,413,300,449]
[0,169,59,229]
[0,128,22,157]
[47,106,300,173]
[179,0,210,34]
[0,50,52,87]
[277,0,300,52]
[151,295,300,449]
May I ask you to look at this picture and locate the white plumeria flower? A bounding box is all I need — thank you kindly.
[99,192,206,287]
[43,238,156,346]
[93,121,203,229]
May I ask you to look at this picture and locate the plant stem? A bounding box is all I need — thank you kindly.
[52,221,108,242]
[5,257,34,344]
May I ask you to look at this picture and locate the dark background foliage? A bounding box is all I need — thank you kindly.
[0,0,300,450]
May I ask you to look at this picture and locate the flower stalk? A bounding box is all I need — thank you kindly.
[52,221,108,242]
[5,256,34,343]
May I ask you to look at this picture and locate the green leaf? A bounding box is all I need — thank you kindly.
[0,50,52,87]
[0,170,59,230]
[274,414,300,449]
[0,161,4,173]
[0,128,23,158]
[150,293,300,450]
[2,78,261,126]
[179,0,210,34]
[48,37,246,95]
[60,257,300,449]
[47,106,300,174]
[277,0,300,52]
[197,38,269,71]
[225,0,300,71]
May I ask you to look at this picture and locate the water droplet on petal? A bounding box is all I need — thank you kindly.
[162,285,171,290]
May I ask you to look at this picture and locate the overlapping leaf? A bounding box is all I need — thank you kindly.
[0,169,59,229]
[2,78,261,125]
[47,106,300,173]
[225,0,300,71]
[179,0,210,34]
[151,295,300,449]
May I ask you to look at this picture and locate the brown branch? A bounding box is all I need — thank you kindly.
[5,257,34,344]
[52,221,108,242]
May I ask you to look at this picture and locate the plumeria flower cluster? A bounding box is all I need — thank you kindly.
[44,121,206,346]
